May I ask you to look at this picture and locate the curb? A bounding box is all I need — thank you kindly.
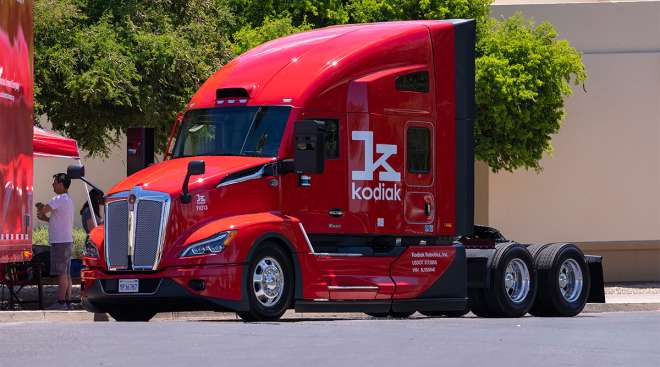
[583,303,660,313]
[1,304,658,323]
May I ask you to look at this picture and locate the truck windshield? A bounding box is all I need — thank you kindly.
[173,106,291,158]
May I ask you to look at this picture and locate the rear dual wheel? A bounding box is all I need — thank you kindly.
[530,244,590,317]
[470,244,537,318]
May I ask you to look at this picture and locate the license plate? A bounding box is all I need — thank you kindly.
[118,279,139,293]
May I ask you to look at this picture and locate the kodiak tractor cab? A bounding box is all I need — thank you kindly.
[73,20,604,322]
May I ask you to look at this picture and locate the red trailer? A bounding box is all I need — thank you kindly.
[0,0,34,264]
[1,0,92,275]
[75,20,604,321]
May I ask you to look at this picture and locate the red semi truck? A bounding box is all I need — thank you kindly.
[75,20,604,321]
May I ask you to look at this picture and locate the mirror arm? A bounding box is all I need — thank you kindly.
[79,176,104,194]
[181,173,193,204]
[181,160,204,204]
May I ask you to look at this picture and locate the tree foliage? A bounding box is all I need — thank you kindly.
[35,0,234,156]
[230,16,312,56]
[475,15,585,171]
[34,0,586,171]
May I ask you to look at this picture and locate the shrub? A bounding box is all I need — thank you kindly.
[32,225,87,259]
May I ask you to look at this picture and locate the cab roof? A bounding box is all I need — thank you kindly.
[187,20,462,110]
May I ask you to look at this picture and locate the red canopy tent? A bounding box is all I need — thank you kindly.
[33,127,80,158]
[31,127,96,227]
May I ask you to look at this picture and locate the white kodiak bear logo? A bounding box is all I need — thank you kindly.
[351,131,401,201]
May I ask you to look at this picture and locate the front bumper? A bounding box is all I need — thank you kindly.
[81,264,249,313]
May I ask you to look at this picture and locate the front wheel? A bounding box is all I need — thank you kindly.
[237,244,293,322]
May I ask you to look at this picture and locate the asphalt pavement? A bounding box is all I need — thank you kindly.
[0,311,658,367]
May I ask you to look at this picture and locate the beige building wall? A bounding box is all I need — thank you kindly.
[487,1,660,281]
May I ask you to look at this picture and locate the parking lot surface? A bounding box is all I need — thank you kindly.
[0,311,658,367]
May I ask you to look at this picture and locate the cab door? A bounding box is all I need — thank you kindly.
[403,122,435,234]
[282,115,362,234]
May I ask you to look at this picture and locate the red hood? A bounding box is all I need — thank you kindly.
[108,156,275,196]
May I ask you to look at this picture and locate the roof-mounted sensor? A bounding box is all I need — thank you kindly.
[216,88,250,106]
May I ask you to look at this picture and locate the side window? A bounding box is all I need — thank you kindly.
[396,71,429,93]
[302,117,339,159]
[324,120,339,159]
[309,119,339,159]
[407,127,430,173]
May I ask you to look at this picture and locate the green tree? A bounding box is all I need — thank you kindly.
[224,0,492,29]
[231,16,312,56]
[226,1,585,172]
[35,0,235,156]
[475,15,585,171]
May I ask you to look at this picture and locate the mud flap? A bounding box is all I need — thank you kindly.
[465,248,495,289]
[585,255,606,303]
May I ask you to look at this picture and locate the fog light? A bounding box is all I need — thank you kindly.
[188,279,205,291]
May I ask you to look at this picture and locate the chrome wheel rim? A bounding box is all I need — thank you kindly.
[558,259,583,303]
[504,258,531,304]
[252,257,284,307]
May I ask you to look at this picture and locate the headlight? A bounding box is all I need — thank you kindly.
[83,237,99,258]
[179,230,237,257]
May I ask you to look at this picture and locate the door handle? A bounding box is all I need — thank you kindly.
[424,201,432,217]
[329,209,344,218]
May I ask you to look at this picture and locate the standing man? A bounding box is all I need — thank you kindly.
[36,173,74,310]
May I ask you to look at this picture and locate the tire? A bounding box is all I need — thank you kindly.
[108,307,156,322]
[468,287,493,317]
[526,244,550,259]
[530,244,590,317]
[237,244,293,322]
[472,244,537,318]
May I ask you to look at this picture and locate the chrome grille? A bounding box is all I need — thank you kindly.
[132,200,164,269]
[104,189,170,271]
[106,200,129,269]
